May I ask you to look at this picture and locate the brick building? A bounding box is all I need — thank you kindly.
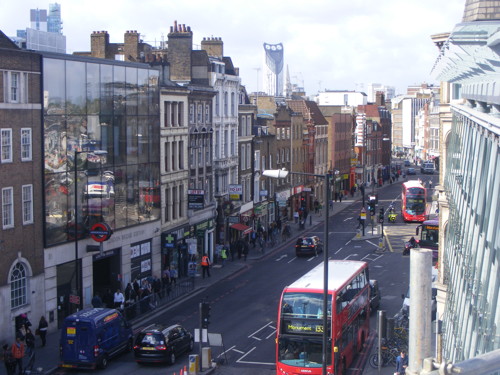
[0,30,45,342]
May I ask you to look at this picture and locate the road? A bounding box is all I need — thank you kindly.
[53,169,437,375]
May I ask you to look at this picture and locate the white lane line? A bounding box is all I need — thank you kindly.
[335,247,343,254]
[345,240,352,245]
[344,254,358,260]
[287,257,297,264]
[266,329,277,339]
[248,321,274,338]
[344,217,353,221]
[366,240,379,248]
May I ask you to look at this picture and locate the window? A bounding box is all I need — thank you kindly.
[231,92,235,116]
[246,144,251,170]
[11,72,19,102]
[21,128,32,161]
[189,104,194,124]
[224,92,228,116]
[205,104,210,123]
[197,104,203,123]
[11,262,28,308]
[215,94,220,116]
[1,129,13,163]
[2,187,14,228]
[241,145,246,169]
[22,185,33,224]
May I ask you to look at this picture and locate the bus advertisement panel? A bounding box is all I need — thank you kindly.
[276,260,370,375]
[401,180,426,222]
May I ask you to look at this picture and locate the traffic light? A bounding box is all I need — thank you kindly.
[201,302,211,328]
[300,196,306,208]
[379,208,384,223]
[368,200,375,215]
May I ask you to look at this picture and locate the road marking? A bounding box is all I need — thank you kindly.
[366,240,379,248]
[287,257,296,264]
[248,321,274,338]
[344,217,353,221]
[335,247,343,254]
[266,329,277,339]
[345,240,352,245]
[344,254,358,260]
[276,254,288,261]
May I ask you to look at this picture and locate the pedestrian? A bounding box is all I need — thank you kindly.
[201,253,211,278]
[339,191,343,202]
[11,336,25,375]
[220,245,228,266]
[3,343,16,375]
[293,210,299,223]
[170,266,178,285]
[113,288,125,309]
[242,239,249,261]
[103,288,113,308]
[395,350,408,375]
[25,328,35,357]
[36,316,48,347]
[91,293,103,308]
[162,269,171,297]
[429,179,433,190]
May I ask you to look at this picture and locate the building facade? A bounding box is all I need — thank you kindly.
[0,34,45,342]
[431,1,500,366]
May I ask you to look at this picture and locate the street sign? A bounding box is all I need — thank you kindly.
[69,294,80,305]
[90,222,112,242]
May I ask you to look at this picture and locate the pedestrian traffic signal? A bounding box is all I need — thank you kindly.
[201,302,211,328]
[379,208,384,222]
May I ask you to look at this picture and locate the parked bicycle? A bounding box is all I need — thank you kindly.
[369,345,399,368]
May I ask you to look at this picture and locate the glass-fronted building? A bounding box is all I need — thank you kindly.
[43,53,160,246]
[41,52,161,324]
[432,17,500,366]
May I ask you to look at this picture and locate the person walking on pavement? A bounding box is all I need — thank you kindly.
[242,238,249,261]
[3,343,16,375]
[113,288,125,309]
[395,350,408,375]
[91,293,103,308]
[220,245,228,266]
[37,316,48,347]
[201,253,211,278]
[24,328,35,357]
[11,336,25,375]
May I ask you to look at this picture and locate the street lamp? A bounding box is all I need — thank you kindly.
[263,168,330,375]
[73,149,107,311]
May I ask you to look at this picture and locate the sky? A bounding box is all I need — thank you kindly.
[1,0,466,97]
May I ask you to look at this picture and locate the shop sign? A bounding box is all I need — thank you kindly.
[228,215,239,224]
[293,185,304,195]
[228,184,243,201]
[188,189,205,209]
[303,187,312,192]
[259,190,268,196]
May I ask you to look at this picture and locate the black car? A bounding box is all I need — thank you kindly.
[407,167,416,175]
[134,324,194,365]
[295,236,323,257]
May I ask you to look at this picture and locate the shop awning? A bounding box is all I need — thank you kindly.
[230,223,253,235]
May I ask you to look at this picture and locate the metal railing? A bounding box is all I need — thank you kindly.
[122,278,195,322]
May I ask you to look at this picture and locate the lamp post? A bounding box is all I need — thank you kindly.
[263,168,330,375]
[73,149,107,311]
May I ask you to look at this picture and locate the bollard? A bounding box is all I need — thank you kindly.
[310,215,312,226]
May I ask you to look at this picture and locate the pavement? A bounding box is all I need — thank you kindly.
[13,178,413,375]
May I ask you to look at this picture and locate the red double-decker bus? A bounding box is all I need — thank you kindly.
[276,260,370,375]
[401,180,426,222]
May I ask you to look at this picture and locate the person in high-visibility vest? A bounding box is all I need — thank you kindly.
[201,253,211,278]
[220,246,228,266]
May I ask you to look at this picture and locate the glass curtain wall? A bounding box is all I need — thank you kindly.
[442,111,500,362]
[43,56,160,246]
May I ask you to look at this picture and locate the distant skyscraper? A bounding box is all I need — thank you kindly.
[12,3,65,53]
[48,3,62,34]
[262,43,284,97]
[30,8,48,31]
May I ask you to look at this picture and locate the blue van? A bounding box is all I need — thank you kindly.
[59,308,133,369]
